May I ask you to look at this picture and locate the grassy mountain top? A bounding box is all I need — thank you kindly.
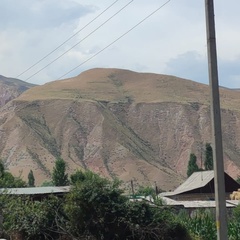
[17,68,240,110]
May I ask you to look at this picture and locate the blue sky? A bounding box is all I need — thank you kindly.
[0,0,239,88]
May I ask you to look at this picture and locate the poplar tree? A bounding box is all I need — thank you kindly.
[52,157,68,186]
[28,169,35,187]
[187,153,199,177]
[204,143,213,170]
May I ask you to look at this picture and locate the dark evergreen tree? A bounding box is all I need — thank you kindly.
[0,160,4,178]
[52,157,68,186]
[204,143,213,170]
[28,169,35,187]
[187,153,199,177]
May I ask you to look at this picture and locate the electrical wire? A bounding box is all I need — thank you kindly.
[16,0,120,78]
[24,0,134,81]
[58,0,171,80]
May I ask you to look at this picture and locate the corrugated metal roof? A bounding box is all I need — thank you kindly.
[0,186,70,195]
[174,170,214,193]
[160,171,214,197]
[161,196,239,208]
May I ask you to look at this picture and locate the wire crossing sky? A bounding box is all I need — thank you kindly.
[0,0,240,88]
[16,0,120,78]
[25,0,134,81]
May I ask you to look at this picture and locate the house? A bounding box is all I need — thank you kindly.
[0,186,70,201]
[159,170,240,201]
[157,171,240,215]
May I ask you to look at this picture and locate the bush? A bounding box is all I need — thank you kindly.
[64,170,190,240]
[0,195,63,239]
[64,172,128,239]
[0,170,191,240]
[179,209,216,240]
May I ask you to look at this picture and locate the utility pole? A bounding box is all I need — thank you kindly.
[205,0,228,239]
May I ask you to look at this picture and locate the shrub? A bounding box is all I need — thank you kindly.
[64,170,190,240]
[1,195,63,239]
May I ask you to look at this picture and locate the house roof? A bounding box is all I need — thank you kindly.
[174,170,214,193]
[161,196,239,208]
[160,170,215,197]
[0,186,70,195]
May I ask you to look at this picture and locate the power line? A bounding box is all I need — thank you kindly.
[16,0,120,78]
[59,0,171,80]
[25,0,134,81]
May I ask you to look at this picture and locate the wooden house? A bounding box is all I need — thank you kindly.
[160,170,240,201]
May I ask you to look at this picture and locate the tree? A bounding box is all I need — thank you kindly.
[70,169,86,185]
[187,153,199,177]
[41,180,54,187]
[52,157,68,186]
[64,170,189,240]
[204,143,213,170]
[28,169,35,187]
[0,160,26,188]
[135,185,156,197]
[236,176,240,185]
[0,160,4,178]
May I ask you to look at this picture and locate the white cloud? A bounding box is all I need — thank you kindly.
[0,0,94,30]
[164,51,240,89]
[0,0,239,88]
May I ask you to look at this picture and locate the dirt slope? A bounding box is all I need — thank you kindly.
[1,68,240,190]
[0,75,36,107]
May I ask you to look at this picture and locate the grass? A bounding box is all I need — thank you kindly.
[16,68,240,113]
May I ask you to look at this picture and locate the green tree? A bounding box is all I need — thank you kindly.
[0,160,4,178]
[0,172,26,188]
[204,143,213,170]
[236,176,240,185]
[64,170,189,240]
[187,153,199,177]
[0,169,190,240]
[28,169,35,187]
[41,180,54,187]
[52,157,68,186]
[70,169,86,185]
[0,160,26,188]
[135,185,156,197]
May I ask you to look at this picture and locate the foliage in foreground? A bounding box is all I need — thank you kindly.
[179,206,240,240]
[0,194,63,240]
[0,170,190,240]
[65,170,189,239]
[179,209,216,240]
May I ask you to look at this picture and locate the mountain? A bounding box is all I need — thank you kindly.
[1,68,240,191]
[0,75,36,107]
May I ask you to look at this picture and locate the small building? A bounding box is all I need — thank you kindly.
[0,186,70,201]
[160,170,240,201]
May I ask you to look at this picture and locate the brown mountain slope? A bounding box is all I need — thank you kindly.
[0,75,36,107]
[1,68,240,190]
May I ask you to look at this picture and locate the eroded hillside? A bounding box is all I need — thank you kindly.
[0,75,36,107]
[1,68,240,190]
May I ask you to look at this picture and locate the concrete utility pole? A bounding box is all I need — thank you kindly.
[205,0,228,239]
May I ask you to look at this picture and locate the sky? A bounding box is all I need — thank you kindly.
[0,0,240,88]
